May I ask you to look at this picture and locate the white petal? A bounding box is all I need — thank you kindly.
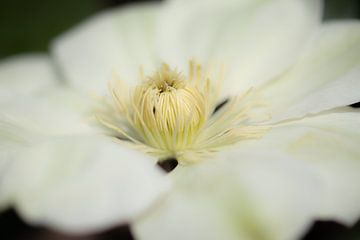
[133,152,322,240]
[4,135,169,234]
[157,0,322,96]
[0,56,87,211]
[0,87,95,136]
[52,3,161,94]
[258,22,360,122]
[0,88,97,210]
[0,55,86,144]
[0,54,57,101]
[238,111,360,225]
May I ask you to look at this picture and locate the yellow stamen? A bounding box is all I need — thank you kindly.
[132,63,209,153]
[97,61,268,164]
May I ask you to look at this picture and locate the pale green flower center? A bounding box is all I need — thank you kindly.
[132,64,208,152]
[97,61,267,164]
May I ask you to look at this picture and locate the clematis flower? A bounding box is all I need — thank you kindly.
[1,0,360,239]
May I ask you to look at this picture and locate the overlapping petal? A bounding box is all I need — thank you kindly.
[0,54,57,101]
[4,135,170,234]
[52,3,161,94]
[0,54,63,210]
[257,22,360,122]
[237,110,360,225]
[133,110,360,240]
[0,87,96,137]
[157,0,322,97]
[133,152,322,240]
[0,56,170,234]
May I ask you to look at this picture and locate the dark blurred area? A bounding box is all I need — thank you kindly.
[0,0,359,59]
[0,0,359,239]
[324,0,360,20]
[0,0,161,59]
[1,208,360,240]
[0,209,134,240]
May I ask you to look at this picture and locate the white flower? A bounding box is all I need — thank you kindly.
[0,0,360,239]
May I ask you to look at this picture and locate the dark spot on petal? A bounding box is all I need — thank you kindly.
[153,107,156,114]
[301,219,360,240]
[350,102,360,108]
[213,99,229,115]
[157,158,178,173]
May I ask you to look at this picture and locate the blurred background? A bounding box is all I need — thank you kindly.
[0,0,359,239]
[0,0,360,59]
[0,0,159,59]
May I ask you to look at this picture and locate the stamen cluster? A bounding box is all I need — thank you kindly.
[132,64,209,153]
[97,61,266,164]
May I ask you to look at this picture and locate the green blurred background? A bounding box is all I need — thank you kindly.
[0,0,359,59]
[0,0,158,59]
[0,0,359,239]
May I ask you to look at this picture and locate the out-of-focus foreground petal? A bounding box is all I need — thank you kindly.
[0,55,170,235]
[0,54,74,209]
[0,54,95,137]
[157,0,322,97]
[133,152,322,240]
[2,135,170,234]
[239,110,360,225]
[0,54,56,101]
[0,88,95,136]
[258,22,360,122]
[52,3,161,94]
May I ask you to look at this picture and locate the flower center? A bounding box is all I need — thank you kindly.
[97,61,267,164]
[132,64,208,153]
